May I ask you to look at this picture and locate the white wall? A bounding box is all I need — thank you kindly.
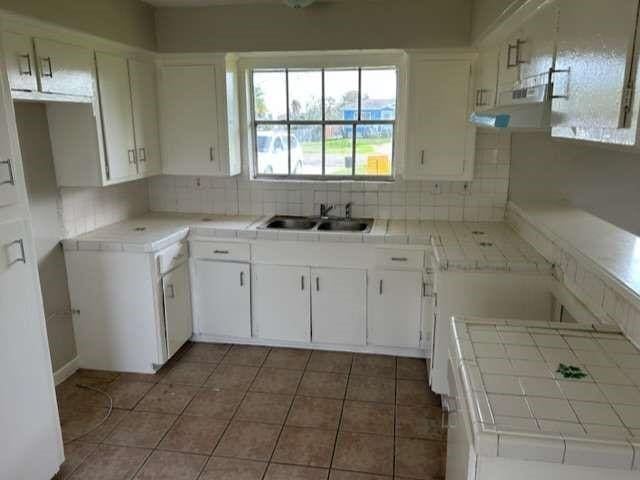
[149,131,511,222]
[15,102,150,372]
[16,102,75,371]
[509,131,640,235]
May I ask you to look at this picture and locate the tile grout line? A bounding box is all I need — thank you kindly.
[259,349,312,479]
[327,351,353,475]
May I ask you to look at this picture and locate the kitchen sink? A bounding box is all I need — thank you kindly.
[262,216,317,230]
[316,219,373,233]
[259,215,373,233]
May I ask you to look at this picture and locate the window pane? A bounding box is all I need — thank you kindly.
[361,68,397,120]
[290,125,322,175]
[355,124,393,176]
[289,70,322,121]
[256,124,289,175]
[324,69,359,121]
[324,124,353,176]
[253,70,287,121]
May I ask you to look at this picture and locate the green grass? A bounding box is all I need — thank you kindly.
[303,137,390,154]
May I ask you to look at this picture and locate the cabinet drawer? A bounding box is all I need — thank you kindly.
[190,241,250,262]
[158,241,189,275]
[375,249,424,269]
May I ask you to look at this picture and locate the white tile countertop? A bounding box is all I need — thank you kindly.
[60,212,550,274]
[451,315,640,470]
[509,201,640,301]
[429,221,550,273]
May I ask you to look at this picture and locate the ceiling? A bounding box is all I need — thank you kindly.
[143,0,343,6]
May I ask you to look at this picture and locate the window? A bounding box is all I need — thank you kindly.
[251,67,397,179]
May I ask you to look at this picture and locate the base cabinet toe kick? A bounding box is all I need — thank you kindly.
[65,238,434,373]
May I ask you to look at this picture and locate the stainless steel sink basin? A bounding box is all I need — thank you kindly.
[259,215,374,233]
[261,216,317,230]
[317,219,373,233]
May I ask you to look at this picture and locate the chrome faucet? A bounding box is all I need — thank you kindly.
[345,202,353,220]
[320,203,334,218]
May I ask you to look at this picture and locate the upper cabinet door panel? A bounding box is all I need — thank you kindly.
[0,72,18,208]
[129,59,161,177]
[34,38,93,97]
[497,31,523,91]
[406,58,475,180]
[518,2,559,86]
[552,0,640,129]
[474,48,499,111]
[3,32,37,92]
[159,64,220,176]
[95,52,137,182]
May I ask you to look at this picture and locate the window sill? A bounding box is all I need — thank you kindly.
[250,176,396,184]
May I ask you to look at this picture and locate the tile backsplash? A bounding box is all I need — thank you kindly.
[60,179,149,237]
[149,131,511,221]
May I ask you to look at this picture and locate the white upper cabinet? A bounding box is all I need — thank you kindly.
[33,37,93,97]
[129,59,161,177]
[158,56,241,177]
[95,52,137,183]
[517,2,559,86]
[50,52,161,187]
[3,32,37,92]
[405,54,476,181]
[497,30,523,92]
[551,0,640,144]
[473,47,499,111]
[0,73,18,208]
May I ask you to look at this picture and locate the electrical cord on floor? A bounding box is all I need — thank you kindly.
[63,383,114,445]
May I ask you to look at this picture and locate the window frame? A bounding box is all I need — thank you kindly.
[241,52,405,182]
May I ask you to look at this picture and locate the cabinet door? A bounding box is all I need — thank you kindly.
[129,59,161,177]
[311,267,366,346]
[497,31,522,92]
[3,32,37,92]
[473,48,499,112]
[0,77,18,207]
[368,270,422,348]
[159,64,220,176]
[194,260,251,338]
[0,220,62,479]
[34,37,93,96]
[162,262,193,359]
[552,0,639,130]
[406,58,475,180]
[253,264,310,343]
[517,3,559,86]
[95,52,137,182]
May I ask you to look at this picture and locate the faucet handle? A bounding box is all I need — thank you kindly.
[345,202,353,219]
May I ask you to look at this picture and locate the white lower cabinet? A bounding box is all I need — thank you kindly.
[368,269,422,348]
[253,264,311,343]
[194,260,251,338]
[310,267,366,346]
[0,220,63,479]
[162,262,193,358]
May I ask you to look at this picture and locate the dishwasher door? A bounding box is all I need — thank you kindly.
[162,261,193,359]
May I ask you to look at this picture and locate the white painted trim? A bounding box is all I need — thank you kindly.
[191,333,428,359]
[53,356,79,386]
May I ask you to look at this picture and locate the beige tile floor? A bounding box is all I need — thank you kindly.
[54,343,446,480]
